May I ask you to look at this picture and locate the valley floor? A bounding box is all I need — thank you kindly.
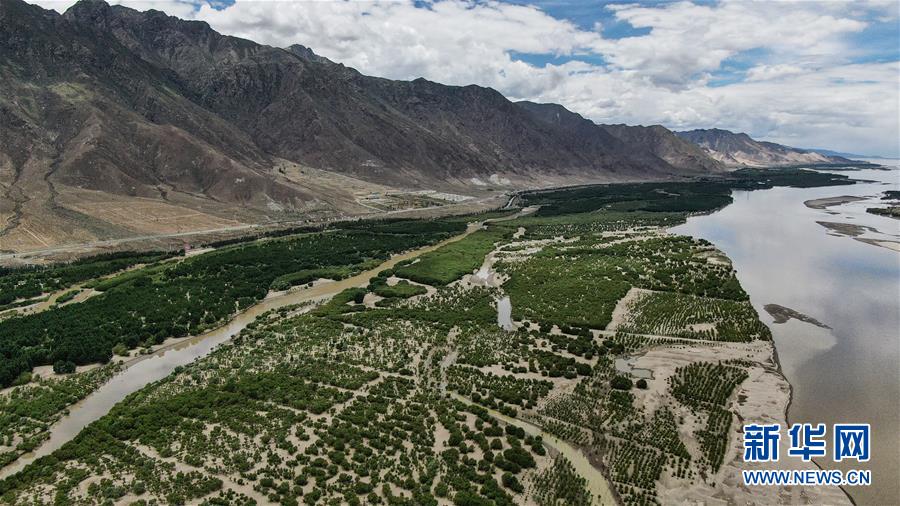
[0,178,858,505]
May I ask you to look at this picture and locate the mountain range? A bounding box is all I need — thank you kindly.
[675,129,853,168]
[804,148,885,160]
[0,0,849,254]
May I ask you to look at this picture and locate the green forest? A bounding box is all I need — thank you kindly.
[0,221,464,387]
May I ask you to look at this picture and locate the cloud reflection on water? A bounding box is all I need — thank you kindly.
[672,167,900,505]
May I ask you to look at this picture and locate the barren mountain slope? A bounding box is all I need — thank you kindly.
[1,0,726,254]
[676,128,852,167]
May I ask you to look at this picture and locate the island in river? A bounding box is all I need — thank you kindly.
[0,169,869,505]
[764,303,830,329]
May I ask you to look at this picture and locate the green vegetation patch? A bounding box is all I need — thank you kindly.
[510,210,686,240]
[395,227,512,286]
[0,171,848,505]
[372,280,427,299]
[270,266,355,291]
[53,290,79,305]
[520,169,854,218]
[619,291,771,341]
[0,250,175,307]
[531,456,592,506]
[669,362,748,409]
[696,407,733,472]
[522,181,735,217]
[867,206,900,218]
[447,365,553,416]
[499,234,748,330]
[91,262,171,291]
[0,225,458,388]
[501,252,631,329]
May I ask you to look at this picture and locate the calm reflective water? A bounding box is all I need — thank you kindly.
[614,356,654,379]
[673,164,900,505]
[497,296,514,331]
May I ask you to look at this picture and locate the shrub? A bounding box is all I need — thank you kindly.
[112,343,129,357]
[502,446,535,469]
[12,372,32,386]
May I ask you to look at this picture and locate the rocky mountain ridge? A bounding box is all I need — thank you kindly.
[1,0,726,253]
[676,128,853,167]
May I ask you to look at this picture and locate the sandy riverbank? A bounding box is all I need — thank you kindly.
[630,339,851,505]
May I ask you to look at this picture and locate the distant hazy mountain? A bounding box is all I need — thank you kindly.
[804,148,887,160]
[1,0,731,251]
[675,129,853,167]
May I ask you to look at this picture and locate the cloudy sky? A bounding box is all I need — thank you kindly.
[34,0,900,156]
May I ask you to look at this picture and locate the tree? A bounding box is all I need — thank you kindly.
[501,473,524,493]
[53,360,76,374]
[610,376,632,390]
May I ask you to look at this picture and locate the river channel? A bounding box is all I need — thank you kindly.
[1,207,548,480]
[672,163,900,505]
[1,221,497,479]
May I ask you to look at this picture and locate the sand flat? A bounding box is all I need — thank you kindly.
[804,195,868,210]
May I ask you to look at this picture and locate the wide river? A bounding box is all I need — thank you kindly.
[672,163,900,505]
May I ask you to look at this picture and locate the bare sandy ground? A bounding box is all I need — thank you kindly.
[854,237,900,252]
[816,221,879,238]
[804,196,868,210]
[632,340,851,505]
[606,286,651,331]
[464,249,507,288]
[813,221,900,252]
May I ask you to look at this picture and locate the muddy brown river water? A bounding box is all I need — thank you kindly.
[672,164,900,505]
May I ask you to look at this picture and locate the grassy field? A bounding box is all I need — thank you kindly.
[394,227,512,285]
